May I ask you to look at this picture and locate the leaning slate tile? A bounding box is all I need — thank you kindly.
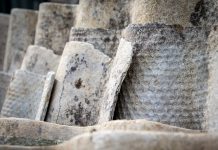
[0,14,9,70]
[0,70,55,120]
[46,41,111,126]
[115,23,210,130]
[35,3,77,55]
[3,9,38,73]
[21,45,61,75]
[0,72,11,111]
[69,28,121,58]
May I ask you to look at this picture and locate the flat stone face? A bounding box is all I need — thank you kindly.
[0,14,9,71]
[75,0,130,29]
[21,45,61,75]
[115,24,209,130]
[131,0,199,26]
[3,9,38,73]
[0,72,11,111]
[35,3,77,55]
[46,41,111,126]
[70,28,121,58]
[1,70,55,120]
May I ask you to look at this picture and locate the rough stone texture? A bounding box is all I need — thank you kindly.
[46,41,111,126]
[1,70,55,120]
[0,14,9,71]
[75,0,130,29]
[0,72,11,111]
[69,28,121,58]
[130,0,199,26]
[115,23,211,130]
[207,25,218,132]
[35,3,77,55]
[3,9,38,73]
[21,45,61,75]
[190,0,218,28]
[46,40,132,126]
[0,118,198,147]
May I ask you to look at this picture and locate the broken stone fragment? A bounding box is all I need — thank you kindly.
[0,14,9,70]
[1,70,55,120]
[3,9,38,73]
[46,39,132,126]
[0,72,11,111]
[0,118,198,148]
[35,3,77,55]
[21,45,61,75]
[115,23,215,131]
[130,0,199,26]
[75,0,130,29]
[69,28,121,58]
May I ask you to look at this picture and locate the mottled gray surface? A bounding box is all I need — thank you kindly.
[46,41,111,126]
[3,9,38,73]
[21,45,61,75]
[35,3,77,55]
[1,70,55,120]
[49,0,79,4]
[69,28,121,58]
[115,24,209,130]
[0,72,11,111]
[0,14,9,71]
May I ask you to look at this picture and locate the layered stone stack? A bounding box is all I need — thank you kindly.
[0,0,218,149]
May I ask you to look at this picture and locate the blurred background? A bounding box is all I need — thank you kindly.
[0,0,79,14]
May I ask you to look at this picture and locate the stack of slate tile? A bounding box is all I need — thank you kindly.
[0,0,218,149]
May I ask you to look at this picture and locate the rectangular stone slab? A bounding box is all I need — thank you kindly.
[3,9,38,73]
[1,70,55,120]
[0,14,9,70]
[115,23,211,130]
[35,3,77,55]
[46,40,132,126]
[21,45,61,75]
[0,72,11,111]
[69,28,121,58]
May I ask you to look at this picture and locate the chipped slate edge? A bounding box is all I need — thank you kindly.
[98,38,133,123]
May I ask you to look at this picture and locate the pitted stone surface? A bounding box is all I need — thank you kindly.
[3,9,38,73]
[0,118,198,147]
[46,41,111,126]
[1,70,55,120]
[35,3,77,55]
[75,0,130,29]
[69,28,121,58]
[21,45,61,75]
[46,40,132,126]
[0,72,11,111]
[115,24,210,130]
[0,14,9,70]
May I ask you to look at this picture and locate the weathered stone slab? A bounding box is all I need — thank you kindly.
[115,23,211,130]
[35,3,77,55]
[46,40,132,126]
[46,41,111,126]
[130,0,199,26]
[21,45,61,75]
[69,28,121,58]
[0,14,9,70]
[3,9,38,73]
[1,70,55,120]
[0,118,198,147]
[0,72,11,111]
[75,0,130,29]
